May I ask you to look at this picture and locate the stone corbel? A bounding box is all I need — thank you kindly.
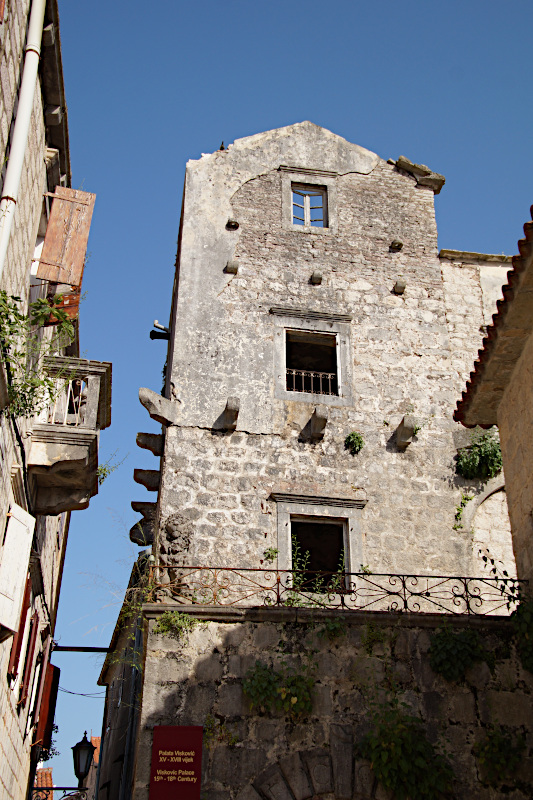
[136,432,164,456]
[310,405,328,442]
[396,416,417,450]
[139,387,179,426]
[133,469,160,491]
[215,397,240,432]
[130,501,156,545]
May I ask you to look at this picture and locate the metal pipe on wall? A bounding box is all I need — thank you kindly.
[0,0,47,282]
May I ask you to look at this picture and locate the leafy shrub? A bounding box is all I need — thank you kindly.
[456,428,502,480]
[243,659,314,718]
[429,627,489,682]
[358,700,453,799]
[344,431,364,455]
[474,725,525,787]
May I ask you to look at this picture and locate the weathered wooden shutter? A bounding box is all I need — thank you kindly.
[36,188,96,308]
[19,610,39,706]
[7,574,31,676]
[34,662,60,750]
[0,504,35,638]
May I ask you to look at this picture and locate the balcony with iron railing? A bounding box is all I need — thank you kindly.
[28,357,112,514]
[144,565,525,617]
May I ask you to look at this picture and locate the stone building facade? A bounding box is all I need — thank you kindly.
[0,2,111,797]
[100,124,525,798]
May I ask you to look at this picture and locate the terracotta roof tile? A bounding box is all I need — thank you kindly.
[454,206,533,426]
[35,767,54,788]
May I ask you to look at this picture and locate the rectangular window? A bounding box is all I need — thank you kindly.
[286,330,338,395]
[291,517,345,590]
[292,184,327,228]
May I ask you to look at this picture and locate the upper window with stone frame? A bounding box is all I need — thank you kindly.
[291,184,328,228]
[285,330,338,396]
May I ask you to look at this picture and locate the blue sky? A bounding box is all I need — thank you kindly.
[48,0,533,786]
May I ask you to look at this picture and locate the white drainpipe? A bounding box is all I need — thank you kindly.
[0,0,47,283]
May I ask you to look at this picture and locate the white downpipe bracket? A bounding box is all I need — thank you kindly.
[0,0,46,284]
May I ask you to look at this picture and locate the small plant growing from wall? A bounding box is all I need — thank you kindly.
[358,697,454,799]
[153,610,201,642]
[203,714,239,748]
[456,427,502,480]
[262,547,279,564]
[473,725,525,787]
[344,431,364,455]
[428,627,491,682]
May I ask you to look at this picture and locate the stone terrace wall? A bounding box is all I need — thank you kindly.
[133,607,533,800]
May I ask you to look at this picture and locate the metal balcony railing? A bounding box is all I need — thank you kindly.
[146,566,526,616]
[286,368,338,395]
[38,357,112,431]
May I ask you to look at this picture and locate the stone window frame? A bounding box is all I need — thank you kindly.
[280,166,338,235]
[270,493,366,574]
[270,306,353,407]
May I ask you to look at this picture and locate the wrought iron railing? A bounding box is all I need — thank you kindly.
[32,789,89,799]
[286,368,338,395]
[148,567,526,616]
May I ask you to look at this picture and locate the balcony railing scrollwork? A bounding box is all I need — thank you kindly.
[146,566,526,616]
[286,368,338,396]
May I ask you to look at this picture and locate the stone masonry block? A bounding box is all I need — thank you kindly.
[303,749,333,796]
[279,753,313,800]
[330,724,353,799]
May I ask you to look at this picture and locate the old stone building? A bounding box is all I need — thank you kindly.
[0,2,111,797]
[98,123,532,799]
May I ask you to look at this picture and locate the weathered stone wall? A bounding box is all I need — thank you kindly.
[154,124,513,580]
[498,330,533,585]
[132,607,533,800]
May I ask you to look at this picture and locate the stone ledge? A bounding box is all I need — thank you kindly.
[142,603,512,629]
[439,249,512,264]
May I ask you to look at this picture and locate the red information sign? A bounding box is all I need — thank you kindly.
[149,726,203,799]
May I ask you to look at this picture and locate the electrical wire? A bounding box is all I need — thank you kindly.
[58,686,106,698]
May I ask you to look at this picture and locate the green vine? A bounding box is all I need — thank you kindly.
[358,697,453,799]
[0,291,75,417]
[456,427,502,480]
[428,627,491,682]
[243,657,315,719]
[344,431,364,455]
[473,725,525,787]
[153,610,201,642]
[318,616,347,641]
[97,449,128,485]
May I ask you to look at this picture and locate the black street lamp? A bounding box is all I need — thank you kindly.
[71,732,95,789]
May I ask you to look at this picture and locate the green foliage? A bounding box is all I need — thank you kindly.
[40,723,60,761]
[153,610,200,642]
[473,725,525,787]
[243,658,315,718]
[456,427,502,480]
[358,699,453,799]
[97,449,128,485]
[361,623,386,655]
[203,714,238,748]
[453,493,473,530]
[262,547,279,564]
[511,599,533,674]
[344,431,364,455]
[359,564,372,575]
[0,291,75,417]
[318,616,347,641]
[429,627,489,682]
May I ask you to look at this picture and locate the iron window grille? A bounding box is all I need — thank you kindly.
[292,184,327,228]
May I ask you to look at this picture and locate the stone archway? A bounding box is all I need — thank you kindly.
[463,479,517,579]
[237,726,377,800]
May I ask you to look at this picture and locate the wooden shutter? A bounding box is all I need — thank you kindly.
[0,505,35,637]
[19,610,39,706]
[36,188,96,286]
[34,663,60,750]
[7,574,31,677]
